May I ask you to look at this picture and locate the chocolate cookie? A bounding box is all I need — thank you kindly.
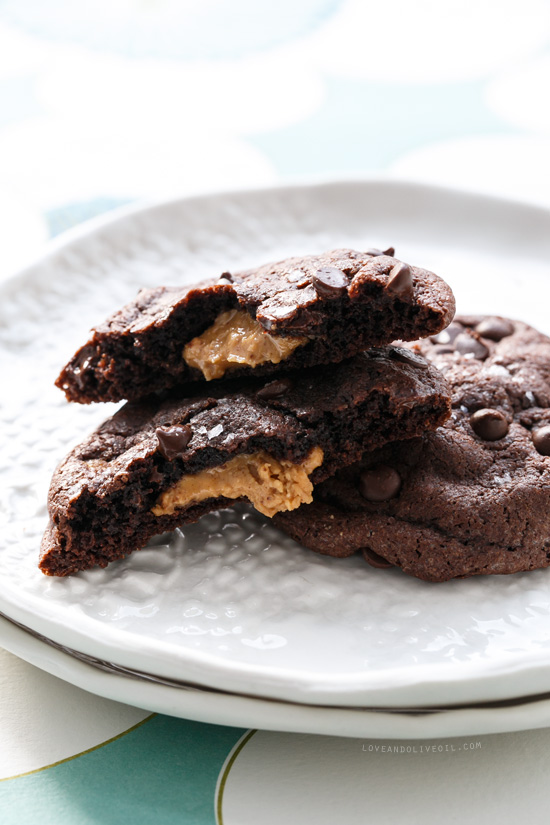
[275,317,550,582]
[40,348,450,575]
[56,247,455,403]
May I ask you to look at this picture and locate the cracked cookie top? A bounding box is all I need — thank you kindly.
[55,247,455,403]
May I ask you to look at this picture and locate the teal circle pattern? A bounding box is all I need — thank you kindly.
[0,715,246,825]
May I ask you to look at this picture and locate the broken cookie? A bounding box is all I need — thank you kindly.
[55,247,455,403]
[41,347,451,575]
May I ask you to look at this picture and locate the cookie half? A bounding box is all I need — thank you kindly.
[275,317,550,582]
[41,348,450,575]
[56,247,455,403]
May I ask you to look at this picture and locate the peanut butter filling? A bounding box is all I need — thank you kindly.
[183,309,307,381]
[152,446,323,519]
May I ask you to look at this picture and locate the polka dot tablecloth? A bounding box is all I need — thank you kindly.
[1,2,550,822]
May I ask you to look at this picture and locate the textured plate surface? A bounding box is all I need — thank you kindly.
[2,180,550,709]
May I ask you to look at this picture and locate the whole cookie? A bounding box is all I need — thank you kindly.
[275,317,550,582]
[41,348,450,576]
[55,247,455,403]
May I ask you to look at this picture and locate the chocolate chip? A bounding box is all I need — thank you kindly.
[73,352,94,389]
[155,425,192,460]
[475,317,514,341]
[454,333,489,360]
[218,271,233,283]
[363,548,394,569]
[359,465,402,502]
[533,426,550,456]
[470,409,509,441]
[385,262,413,300]
[430,322,464,345]
[389,346,429,370]
[256,378,293,400]
[312,267,349,298]
[365,246,395,257]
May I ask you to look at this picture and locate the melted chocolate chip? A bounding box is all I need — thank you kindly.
[470,409,509,441]
[475,317,514,341]
[155,425,192,460]
[73,353,94,389]
[365,246,395,257]
[533,426,550,456]
[359,465,402,502]
[363,548,394,569]
[430,322,464,345]
[389,347,429,370]
[312,267,349,298]
[454,333,489,360]
[385,262,413,300]
[256,378,293,400]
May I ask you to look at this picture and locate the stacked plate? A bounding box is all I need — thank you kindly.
[2,180,550,739]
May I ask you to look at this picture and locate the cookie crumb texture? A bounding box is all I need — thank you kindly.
[275,317,550,582]
[40,349,450,576]
[55,248,455,403]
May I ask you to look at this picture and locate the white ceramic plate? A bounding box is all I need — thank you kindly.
[4,613,550,741]
[2,180,550,710]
